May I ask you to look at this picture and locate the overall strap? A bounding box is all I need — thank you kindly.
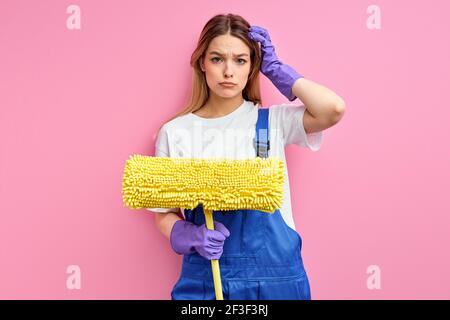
[254,108,270,158]
[185,107,270,220]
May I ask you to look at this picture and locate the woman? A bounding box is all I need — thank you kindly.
[148,13,346,300]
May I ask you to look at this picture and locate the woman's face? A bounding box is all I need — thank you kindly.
[201,34,251,98]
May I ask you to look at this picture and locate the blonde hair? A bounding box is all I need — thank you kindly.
[157,13,263,133]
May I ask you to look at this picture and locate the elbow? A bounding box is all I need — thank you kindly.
[153,212,161,227]
[330,99,346,124]
[153,212,165,231]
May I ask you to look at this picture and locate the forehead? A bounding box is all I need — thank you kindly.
[207,34,249,55]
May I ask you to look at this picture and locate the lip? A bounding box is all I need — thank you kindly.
[219,82,237,87]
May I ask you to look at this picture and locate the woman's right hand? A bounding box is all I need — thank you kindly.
[170,220,230,260]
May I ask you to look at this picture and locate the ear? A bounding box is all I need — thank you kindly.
[200,58,204,72]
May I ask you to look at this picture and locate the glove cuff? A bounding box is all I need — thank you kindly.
[270,63,304,101]
[170,220,196,255]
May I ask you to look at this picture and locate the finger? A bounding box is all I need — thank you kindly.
[208,234,225,243]
[206,246,222,254]
[208,230,226,242]
[248,31,265,43]
[250,25,266,34]
[210,250,223,260]
[209,238,225,245]
[206,242,224,250]
[249,25,271,41]
[248,31,273,50]
[214,222,231,238]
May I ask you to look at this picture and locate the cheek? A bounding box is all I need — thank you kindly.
[240,67,252,82]
[242,64,251,76]
[205,64,220,77]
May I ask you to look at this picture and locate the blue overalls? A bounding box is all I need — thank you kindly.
[171,108,311,300]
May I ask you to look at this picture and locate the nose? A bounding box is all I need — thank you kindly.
[224,61,234,78]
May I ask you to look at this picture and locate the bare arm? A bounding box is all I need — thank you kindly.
[152,210,183,240]
[292,78,346,133]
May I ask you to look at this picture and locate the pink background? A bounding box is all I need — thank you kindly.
[1,0,449,299]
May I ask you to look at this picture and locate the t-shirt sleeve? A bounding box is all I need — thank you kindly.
[154,125,170,157]
[271,103,324,151]
[146,125,180,214]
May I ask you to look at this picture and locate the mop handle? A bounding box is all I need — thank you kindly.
[204,209,224,300]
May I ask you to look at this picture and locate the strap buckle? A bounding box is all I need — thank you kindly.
[253,137,270,158]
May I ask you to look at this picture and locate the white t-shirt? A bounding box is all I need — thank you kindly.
[146,99,324,231]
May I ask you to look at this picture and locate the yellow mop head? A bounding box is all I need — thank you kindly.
[121,154,285,300]
[122,155,285,213]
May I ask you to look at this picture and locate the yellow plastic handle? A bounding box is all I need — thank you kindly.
[203,209,224,300]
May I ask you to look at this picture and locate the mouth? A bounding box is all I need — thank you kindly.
[219,82,237,87]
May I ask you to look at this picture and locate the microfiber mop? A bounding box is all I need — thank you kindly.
[122,155,285,300]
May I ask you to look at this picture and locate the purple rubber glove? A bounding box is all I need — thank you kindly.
[170,219,231,260]
[248,25,304,101]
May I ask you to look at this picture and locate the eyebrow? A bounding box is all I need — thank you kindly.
[208,51,249,57]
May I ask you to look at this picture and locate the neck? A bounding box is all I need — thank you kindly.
[202,94,244,117]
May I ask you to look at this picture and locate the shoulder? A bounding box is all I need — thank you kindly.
[159,113,193,134]
[268,102,307,127]
[268,102,306,114]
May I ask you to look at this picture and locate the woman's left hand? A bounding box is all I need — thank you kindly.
[248,25,303,101]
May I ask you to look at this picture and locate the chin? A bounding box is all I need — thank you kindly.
[218,92,240,99]
[214,87,242,97]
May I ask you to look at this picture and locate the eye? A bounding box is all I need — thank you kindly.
[210,57,247,64]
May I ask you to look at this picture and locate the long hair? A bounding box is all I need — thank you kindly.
[157,13,262,132]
